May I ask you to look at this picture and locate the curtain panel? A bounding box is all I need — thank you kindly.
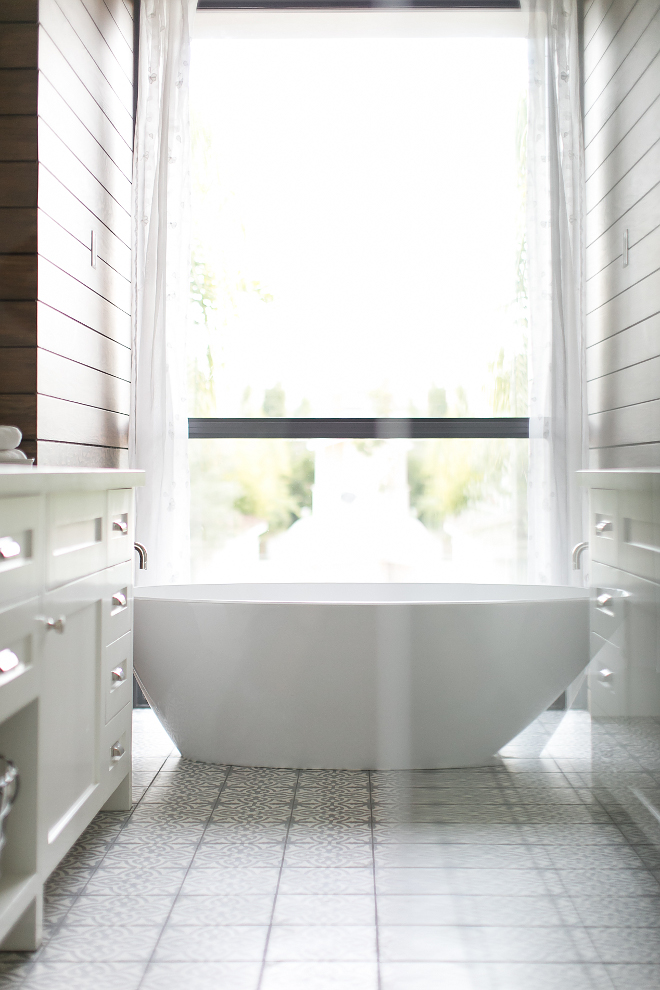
[131,0,197,584]
[526,0,588,586]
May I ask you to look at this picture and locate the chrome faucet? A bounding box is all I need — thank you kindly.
[572,541,588,570]
[134,542,148,570]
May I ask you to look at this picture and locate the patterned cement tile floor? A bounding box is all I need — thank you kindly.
[2,710,660,989]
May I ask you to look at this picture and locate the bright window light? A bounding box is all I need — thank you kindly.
[189,11,529,582]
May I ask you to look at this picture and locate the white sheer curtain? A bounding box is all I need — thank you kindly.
[526,0,588,586]
[131,0,196,585]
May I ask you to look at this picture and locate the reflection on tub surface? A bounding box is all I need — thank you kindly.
[134,583,589,770]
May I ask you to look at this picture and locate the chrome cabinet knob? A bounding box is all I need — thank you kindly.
[0,537,21,559]
[111,742,125,760]
[596,593,613,608]
[598,668,614,684]
[111,666,126,685]
[46,616,66,634]
[596,519,613,534]
[112,519,128,534]
[0,649,19,673]
[112,592,127,609]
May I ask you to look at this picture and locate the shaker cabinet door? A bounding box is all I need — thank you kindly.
[40,572,103,858]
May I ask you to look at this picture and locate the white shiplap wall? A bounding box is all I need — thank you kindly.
[585,0,660,467]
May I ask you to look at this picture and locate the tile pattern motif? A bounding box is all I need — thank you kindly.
[1,711,660,988]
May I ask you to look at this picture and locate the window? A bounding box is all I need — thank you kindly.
[189,5,529,582]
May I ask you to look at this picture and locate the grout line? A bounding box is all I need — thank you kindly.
[134,758,233,989]
[16,729,174,987]
[256,768,301,990]
[368,770,381,990]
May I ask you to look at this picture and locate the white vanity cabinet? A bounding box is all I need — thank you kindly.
[0,468,144,950]
[579,471,660,717]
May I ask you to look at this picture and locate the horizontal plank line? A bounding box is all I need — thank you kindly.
[586,346,660,380]
[38,252,131,316]
[586,134,660,217]
[38,204,131,282]
[584,0,641,85]
[52,0,133,113]
[585,78,660,176]
[37,390,130,417]
[39,344,131,382]
[589,392,660,416]
[39,67,132,180]
[188,417,530,439]
[586,262,660,316]
[590,304,660,345]
[589,437,660,448]
[38,440,127,449]
[38,118,131,221]
[40,21,133,153]
[584,39,660,153]
[38,160,130,250]
[584,0,658,107]
[586,177,660,248]
[584,0,615,49]
[587,391,660,414]
[38,299,131,350]
[586,220,660,282]
[60,0,132,87]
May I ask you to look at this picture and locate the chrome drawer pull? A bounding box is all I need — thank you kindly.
[112,519,128,534]
[0,537,21,559]
[598,668,614,684]
[596,519,613,534]
[0,649,19,673]
[46,616,66,634]
[111,742,125,760]
[112,592,127,609]
[596,593,613,608]
[111,666,126,685]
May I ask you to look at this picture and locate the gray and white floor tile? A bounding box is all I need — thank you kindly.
[2,710,660,988]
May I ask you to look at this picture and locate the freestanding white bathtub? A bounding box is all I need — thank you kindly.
[133,583,589,770]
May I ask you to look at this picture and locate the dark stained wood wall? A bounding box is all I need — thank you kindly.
[0,0,38,461]
[0,0,133,467]
[584,0,660,467]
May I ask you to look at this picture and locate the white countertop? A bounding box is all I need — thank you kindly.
[0,467,145,496]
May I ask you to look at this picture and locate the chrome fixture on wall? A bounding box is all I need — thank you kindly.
[134,543,148,570]
[572,542,589,570]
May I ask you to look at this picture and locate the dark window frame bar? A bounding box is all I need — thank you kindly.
[189,417,529,439]
[197,1,521,8]
[193,0,524,442]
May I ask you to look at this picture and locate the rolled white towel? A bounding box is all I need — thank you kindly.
[0,449,30,463]
[0,426,22,451]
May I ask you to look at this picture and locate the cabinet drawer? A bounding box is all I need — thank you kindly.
[590,563,628,649]
[0,496,44,607]
[107,489,134,567]
[46,492,106,590]
[101,703,131,791]
[589,633,628,716]
[105,632,132,724]
[103,561,132,646]
[589,489,619,566]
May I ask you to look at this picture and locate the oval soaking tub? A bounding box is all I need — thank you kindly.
[133,583,589,770]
